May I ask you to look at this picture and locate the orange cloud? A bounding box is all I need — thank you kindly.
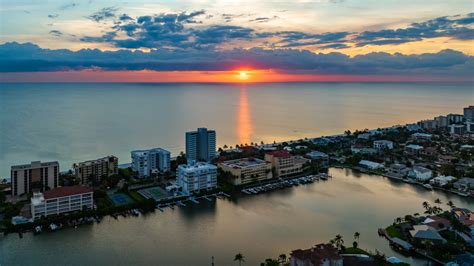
[1,69,471,83]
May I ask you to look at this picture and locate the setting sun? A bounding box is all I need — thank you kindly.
[237,70,250,80]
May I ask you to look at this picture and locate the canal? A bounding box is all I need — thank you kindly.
[1,168,473,265]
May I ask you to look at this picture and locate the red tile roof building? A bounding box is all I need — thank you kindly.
[31,186,94,220]
[290,244,343,266]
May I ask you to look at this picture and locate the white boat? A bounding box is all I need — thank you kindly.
[423,184,433,190]
[457,191,470,197]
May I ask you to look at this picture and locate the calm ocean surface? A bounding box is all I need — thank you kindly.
[1,82,473,265]
[1,82,473,178]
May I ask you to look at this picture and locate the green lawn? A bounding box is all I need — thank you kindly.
[129,191,146,202]
[342,247,369,255]
[385,225,405,240]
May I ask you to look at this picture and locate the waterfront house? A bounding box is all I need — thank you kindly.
[265,150,306,178]
[218,157,272,186]
[405,144,424,155]
[387,163,409,178]
[373,140,394,150]
[422,216,452,231]
[409,225,447,244]
[429,175,456,187]
[177,162,217,194]
[452,208,474,235]
[73,155,118,184]
[30,186,94,220]
[453,177,474,192]
[358,160,384,170]
[290,243,343,266]
[407,166,433,182]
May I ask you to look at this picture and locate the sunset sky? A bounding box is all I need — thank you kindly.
[0,0,473,82]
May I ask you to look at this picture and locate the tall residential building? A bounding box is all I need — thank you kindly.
[434,115,448,128]
[30,186,93,220]
[218,158,272,185]
[73,155,118,184]
[131,148,171,178]
[11,161,59,196]
[185,128,216,162]
[447,114,464,124]
[177,162,217,194]
[464,106,474,122]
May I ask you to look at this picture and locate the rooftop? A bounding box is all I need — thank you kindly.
[291,244,341,265]
[131,147,170,156]
[266,150,292,158]
[178,162,217,172]
[409,225,446,242]
[75,155,117,166]
[306,151,329,159]
[42,186,93,200]
[406,144,423,150]
[412,166,432,173]
[12,161,59,170]
[220,157,268,169]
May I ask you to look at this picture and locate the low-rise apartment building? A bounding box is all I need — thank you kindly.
[264,150,306,178]
[30,186,93,220]
[73,155,118,184]
[177,162,217,194]
[11,161,59,196]
[218,158,272,186]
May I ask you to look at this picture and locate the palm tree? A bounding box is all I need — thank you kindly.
[422,201,431,213]
[278,254,287,263]
[447,200,456,209]
[234,253,245,266]
[434,198,442,209]
[354,232,360,244]
[333,234,344,250]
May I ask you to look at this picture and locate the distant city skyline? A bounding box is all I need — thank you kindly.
[0,0,473,82]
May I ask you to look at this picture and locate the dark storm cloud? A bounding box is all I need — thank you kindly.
[83,10,256,49]
[0,42,472,78]
[49,30,63,37]
[59,2,77,10]
[355,13,474,46]
[118,14,133,21]
[87,7,119,22]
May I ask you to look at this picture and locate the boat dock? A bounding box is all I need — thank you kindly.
[241,173,329,195]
